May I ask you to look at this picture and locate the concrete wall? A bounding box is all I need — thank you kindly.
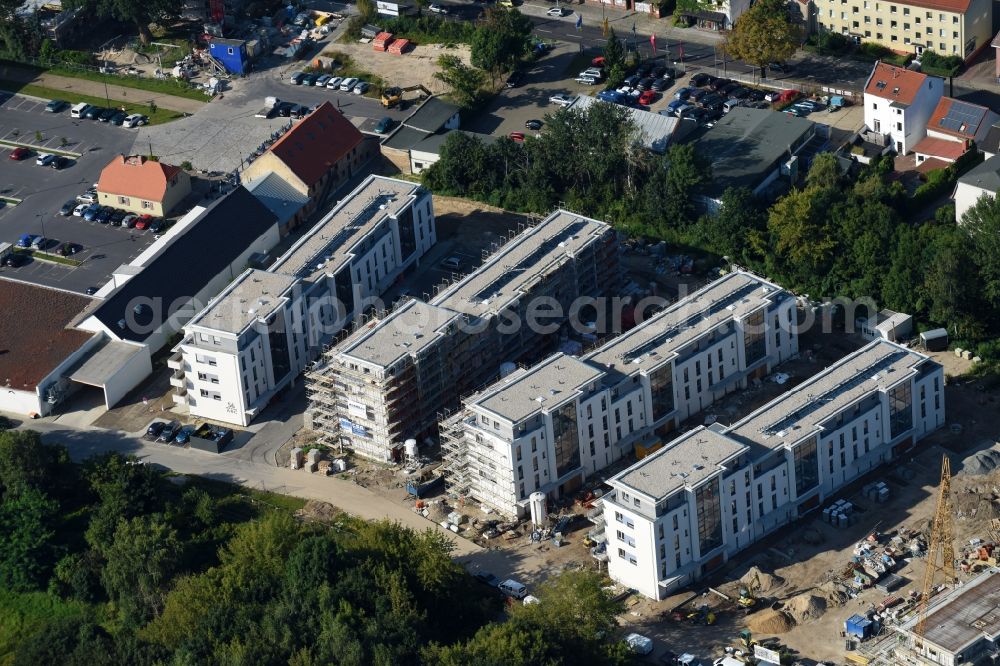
[954,181,993,222]
[103,343,153,408]
[0,387,44,417]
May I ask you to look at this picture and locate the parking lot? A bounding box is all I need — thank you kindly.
[137,66,413,173]
[0,93,167,294]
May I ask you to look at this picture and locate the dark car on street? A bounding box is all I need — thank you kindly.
[145,421,166,440]
[84,106,105,120]
[59,200,77,216]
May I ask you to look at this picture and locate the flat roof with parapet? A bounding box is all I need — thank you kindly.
[727,339,933,453]
[338,299,463,368]
[430,209,611,319]
[610,426,747,500]
[186,268,298,336]
[899,568,1000,654]
[269,175,422,281]
[469,353,605,423]
[585,271,788,374]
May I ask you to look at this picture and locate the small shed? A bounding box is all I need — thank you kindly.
[921,328,949,352]
[373,31,394,51]
[845,614,875,639]
[388,38,411,55]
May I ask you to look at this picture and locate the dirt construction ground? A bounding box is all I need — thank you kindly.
[322,42,472,95]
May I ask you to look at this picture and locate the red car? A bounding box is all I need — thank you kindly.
[8,147,30,160]
[591,56,605,68]
[638,90,657,106]
[508,132,525,143]
[134,214,154,230]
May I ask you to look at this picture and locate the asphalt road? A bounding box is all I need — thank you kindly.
[0,93,161,294]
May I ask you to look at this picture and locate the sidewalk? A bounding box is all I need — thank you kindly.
[0,63,207,114]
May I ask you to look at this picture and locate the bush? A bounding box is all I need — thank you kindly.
[808,32,851,55]
[858,42,891,58]
[920,49,963,75]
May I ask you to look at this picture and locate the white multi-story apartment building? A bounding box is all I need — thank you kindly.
[863,62,943,154]
[307,210,620,461]
[601,339,944,601]
[441,271,799,517]
[171,175,435,426]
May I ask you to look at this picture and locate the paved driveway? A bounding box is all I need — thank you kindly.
[0,93,159,294]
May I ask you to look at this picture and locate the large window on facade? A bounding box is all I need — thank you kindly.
[793,436,819,496]
[397,206,417,260]
[551,403,580,477]
[695,479,723,554]
[743,310,766,364]
[649,363,675,421]
[888,382,913,438]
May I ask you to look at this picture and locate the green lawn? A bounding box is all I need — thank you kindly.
[46,66,209,102]
[0,590,94,666]
[0,80,183,125]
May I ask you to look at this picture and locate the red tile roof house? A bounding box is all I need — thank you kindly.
[862,62,943,155]
[914,96,1000,164]
[240,101,378,232]
[97,155,192,218]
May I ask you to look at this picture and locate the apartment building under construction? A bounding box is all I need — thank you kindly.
[305,210,621,462]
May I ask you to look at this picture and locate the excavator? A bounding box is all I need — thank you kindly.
[738,572,761,609]
[380,84,431,109]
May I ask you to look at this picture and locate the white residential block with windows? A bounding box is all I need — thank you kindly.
[863,62,943,154]
[172,176,436,426]
[441,271,799,518]
[602,339,945,601]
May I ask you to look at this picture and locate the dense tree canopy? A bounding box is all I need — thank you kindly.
[724,0,802,68]
[62,0,178,44]
[470,8,533,85]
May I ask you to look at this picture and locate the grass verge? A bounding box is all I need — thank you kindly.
[315,50,388,98]
[0,139,81,158]
[0,79,185,125]
[178,475,308,513]
[22,249,83,266]
[0,196,22,205]
[45,65,209,101]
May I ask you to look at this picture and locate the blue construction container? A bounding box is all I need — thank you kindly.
[209,38,249,74]
[845,614,874,639]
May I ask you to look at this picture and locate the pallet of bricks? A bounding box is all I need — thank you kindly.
[823,499,856,528]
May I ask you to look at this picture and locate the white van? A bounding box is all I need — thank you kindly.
[722,98,742,114]
[497,579,528,599]
[70,102,90,118]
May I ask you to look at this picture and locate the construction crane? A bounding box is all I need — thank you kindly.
[916,454,957,637]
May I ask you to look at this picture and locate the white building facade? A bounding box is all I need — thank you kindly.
[172,176,436,426]
[601,339,945,601]
[863,62,943,154]
[441,271,800,518]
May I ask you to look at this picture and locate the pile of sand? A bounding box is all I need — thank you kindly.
[741,566,784,593]
[746,608,795,634]
[296,500,341,523]
[961,447,1000,475]
[816,581,848,606]
[784,593,827,623]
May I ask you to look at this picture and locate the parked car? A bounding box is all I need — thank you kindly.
[441,256,462,270]
[729,86,751,99]
[353,81,370,95]
[72,203,91,217]
[2,252,26,267]
[110,111,128,125]
[429,2,450,12]
[673,87,693,100]
[8,147,30,160]
[673,102,692,117]
[525,118,543,130]
[174,425,197,445]
[35,153,56,166]
[122,213,139,228]
[690,72,714,87]
[157,421,181,442]
[84,106,105,120]
[546,5,568,14]
[96,206,114,224]
[683,107,708,123]
[581,67,603,80]
[689,88,708,102]
[289,71,306,84]
[149,218,166,233]
[301,73,318,86]
[591,56,605,67]
[326,76,343,89]
[109,209,128,226]
[83,205,102,221]
[45,99,67,112]
[473,571,500,587]
[665,99,687,115]
[574,75,598,85]
[709,78,732,91]
[506,71,523,88]
[651,78,670,92]
[719,82,740,96]
[637,77,654,91]
[623,74,640,87]
[76,191,97,204]
[134,214,154,230]
[624,633,654,656]
[16,234,34,248]
[315,74,332,87]
[98,108,116,122]
[746,88,766,102]
[145,421,167,440]
[339,77,358,91]
[638,90,657,105]
[50,156,71,170]
[374,116,395,134]
[59,200,77,216]
[123,114,148,128]
[497,579,528,599]
[549,93,575,107]
[653,65,667,78]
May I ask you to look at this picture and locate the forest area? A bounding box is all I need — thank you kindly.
[422,104,1000,370]
[0,429,633,666]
